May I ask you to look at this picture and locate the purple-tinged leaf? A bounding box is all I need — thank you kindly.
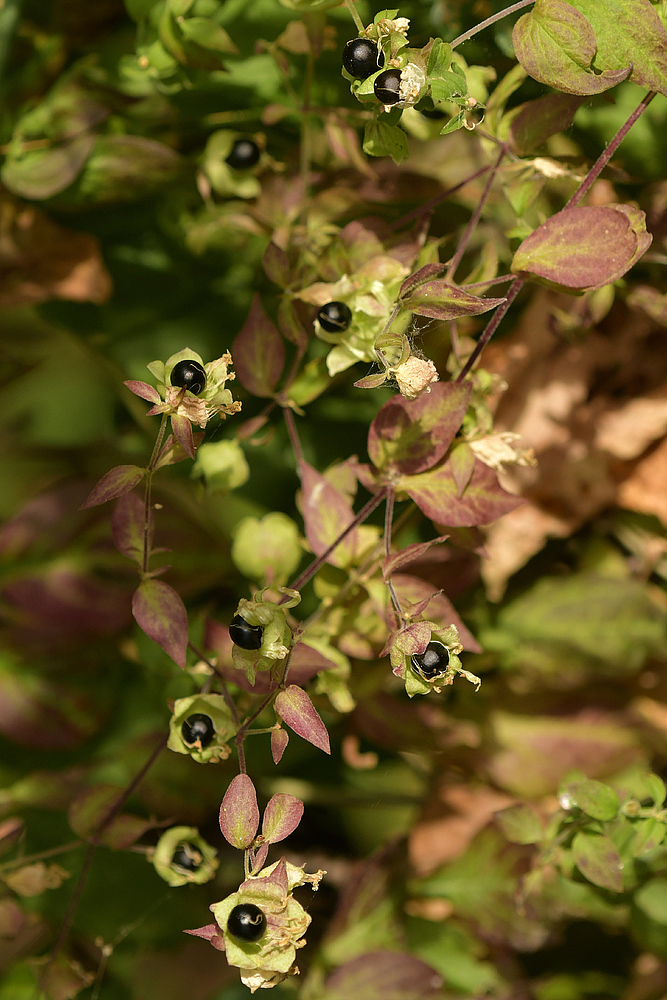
[367,381,472,476]
[399,263,449,299]
[1,133,96,200]
[154,432,204,470]
[324,952,443,1000]
[391,574,481,652]
[277,297,308,350]
[124,379,161,403]
[354,372,388,390]
[572,831,623,892]
[170,414,195,460]
[275,685,331,754]
[510,93,586,156]
[513,0,632,95]
[494,803,543,845]
[262,241,291,288]
[271,728,289,764]
[382,535,449,580]
[183,924,226,950]
[132,580,187,668]
[68,783,120,839]
[232,294,285,397]
[101,813,157,851]
[299,460,359,567]
[219,774,260,849]
[561,779,619,821]
[262,793,304,844]
[450,442,476,498]
[399,458,524,527]
[79,465,145,509]
[512,205,652,291]
[250,842,270,874]
[401,280,505,322]
[112,492,145,564]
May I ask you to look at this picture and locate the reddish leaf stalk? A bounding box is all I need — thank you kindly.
[564,91,657,210]
[456,277,524,382]
[285,486,389,597]
[446,144,508,282]
[391,164,491,230]
[142,413,168,575]
[188,641,240,727]
[384,487,404,618]
[284,406,304,465]
[450,0,535,49]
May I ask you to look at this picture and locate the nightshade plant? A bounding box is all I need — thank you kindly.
[2,0,667,998]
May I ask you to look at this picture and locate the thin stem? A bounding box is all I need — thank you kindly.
[343,0,365,33]
[391,164,491,230]
[564,90,657,210]
[384,487,403,618]
[0,840,83,874]
[450,0,535,49]
[463,273,514,291]
[188,641,240,727]
[456,277,524,382]
[284,407,304,465]
[285,486,388,596]
[142,414,168,575]
[446,144,508,282]
[299,48,315,197]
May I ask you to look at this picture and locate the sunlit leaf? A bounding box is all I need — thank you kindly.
[131,579,188,668]
[275,685,331,754]
[219,774,259,849]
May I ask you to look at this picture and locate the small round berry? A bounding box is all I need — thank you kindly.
[229,614,263,651]
[170,359,206,395]
[411,641,448,680]
[374,68,402,105]
[342,38,384,79]
[181,713,215,748]
[227,903,267,942]
[226,139,261,171]
[317,301,352,334]
[172,845,202,871]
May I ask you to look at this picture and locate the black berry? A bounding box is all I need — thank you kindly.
[170,359,206,395]
[374,68,402,105]
[342,38,384,79]
[172,844,202,871]
[227,903,267,942]
[226,139,261,171]
[181,713,215,748]
[317,301,352,334]
[411,641,448,680]
[229,614,263,650]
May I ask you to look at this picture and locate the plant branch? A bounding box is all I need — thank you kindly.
[564,90,658,210]
[343,0,365,33]
[284,406,304,465]
[188,641,240,727]
[446,143,508,282]
[384,487,403,617]
[391,164,491,230]
[142,414,168,575]
[456,277,524,382]
[450,0,534,49]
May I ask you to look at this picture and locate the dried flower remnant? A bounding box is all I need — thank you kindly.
[469,432,536,472]
[392,355,439,400]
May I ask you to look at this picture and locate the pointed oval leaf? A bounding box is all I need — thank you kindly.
[512,205,651,291]
[382,535,449,580]
[354,372,388,390]
[232,294,285,398]
[513,0,632,95]
[1,133,96,200]
[261,793,304,844]
[170,414,195,459]
[124,380,161,403]
[401,280,505,321]
[219,774,259,848]
[111,492,145,564]
[299,459,359,567]
[250,841,270,874]
[271,728,289,764]
[80,465,145,509]
[132,579,188,667]
[275,685,330,754]
[572,830,623,892]
[325,952,442,1000]
[368,381,472,476]
[399,457,523,527]
[263,241,291,288]
[562,778,620,820]
[509,93,586,156]
[495,803,543,845]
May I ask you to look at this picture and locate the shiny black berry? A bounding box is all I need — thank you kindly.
[342,38,384,79]
[227,903,267,942]
[226,139,261,171]
[229,614,263,650]
[374,68,402,105]
[317,301,352,333]
[172,845,202,871]
[170,359,206,395]
[181,713,215,748]
[411,641,448,680]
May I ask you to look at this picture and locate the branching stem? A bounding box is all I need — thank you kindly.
[450,0,535,49]
[142,414,168,575]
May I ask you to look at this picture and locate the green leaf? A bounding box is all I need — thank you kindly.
[275,685,331,754]
[512,205,652,291]
[430,72,467,103]
[231,511,302,582]
[397,457,523,527]
[439,111,465,136]
[1,134,95,200]
[261,793,304,844]
[512,0,632,95]
[426,38,452,77]
[561,779,620,820]
[178,16,238,53]
[509,93,586,155]
[632,817,666,856]
[400,271,505,321]
[635,877,667,923]
[572,831,623,892]
[363,121,409,164]
[494,803,543,844]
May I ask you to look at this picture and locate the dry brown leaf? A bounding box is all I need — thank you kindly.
[618,436,667,526]
[0,192,112,306]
